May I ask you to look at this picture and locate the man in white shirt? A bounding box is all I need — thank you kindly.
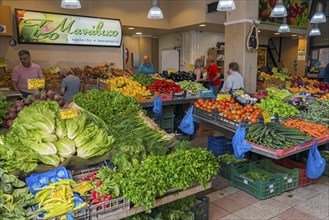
[221,62,244,93]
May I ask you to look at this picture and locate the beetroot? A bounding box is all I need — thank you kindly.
[40,94,47,100]
[57,99,65,107]
[14,100,24,106]
[5,119,13,127]
[33,99,41,104]
[8,112,17,120]
[16,105,24,112]
[34,93,41,99]
[54,94,62,101]
[9,106,17,113]
[24,99,33,105]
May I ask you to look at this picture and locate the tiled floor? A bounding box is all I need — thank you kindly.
[206,176,329,220]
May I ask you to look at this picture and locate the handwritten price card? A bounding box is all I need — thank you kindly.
[263,110,271,123]
[60,108,79,120]
[217,94,232,101]
[27,78,45,89]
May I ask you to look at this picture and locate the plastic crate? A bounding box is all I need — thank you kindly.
[139,95,154,103]
[272,158,317,187]
[155,91,173,101]
[89,197,130,219]
[199,90,212,98]
[231,163,282,199]
[72,161,114,183]
[182,212,195,220]
[207,136,233,157]
[163,106,175,118]
[161,116,175,129]
[190,196,209,220]
[253,159,298,192]
[214,114,239,130]
[173,91,186,99]
[186,90,200,99]
[220,160,249,180]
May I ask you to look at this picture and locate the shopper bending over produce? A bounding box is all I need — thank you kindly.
[221,62,244,93]
[59,67,81,104]
[207,55,221,95]
[12,50,44,98]
[138,55,155,74]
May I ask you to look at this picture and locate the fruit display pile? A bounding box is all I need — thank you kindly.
[147,79,183,94]
[194,98,263,123]
[282,118,329,138]
[105,76,152,98]
[178,81,208,92]
[246,122,312,149]
[257,96,300,117]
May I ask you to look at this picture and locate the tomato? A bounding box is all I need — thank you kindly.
[222,98,227,103]
[230,98,235,103]
[225,106,230,111]
[250,118,257,123]
[194,103,200,108]
[237,118,242,123]
[240,109,246,114]
[232,110,236,115]
[227,115,233,120]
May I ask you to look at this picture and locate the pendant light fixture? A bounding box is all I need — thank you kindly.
[278,17,290,33]
[311,2,326,23]
[147,0,164,19]
[309,24,321,36]
[217,0,236,11]
[270,0,287,17]
[61,0,81,9]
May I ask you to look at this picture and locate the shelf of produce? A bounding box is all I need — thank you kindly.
[98,182,212,220]
[140,97,200,108]
[193,114,329,159]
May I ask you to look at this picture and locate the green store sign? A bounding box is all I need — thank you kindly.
[16,9,122,47]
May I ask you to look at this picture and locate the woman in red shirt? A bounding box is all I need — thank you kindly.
[207,55,221,96]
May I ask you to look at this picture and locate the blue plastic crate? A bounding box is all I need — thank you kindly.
[207,136,233,157]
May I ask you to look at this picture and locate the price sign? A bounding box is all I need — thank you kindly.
[187,64,194,72]
[282,68,288,73]
[272,67,278,73]
[27,78,45,89]
[60,108,79,120]
[73,181,94,194]
[98,81,109,91]
[51,185,73,199]
[217,94,231,101]
[263,110,271,123]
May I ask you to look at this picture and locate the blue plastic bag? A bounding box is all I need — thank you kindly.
[153,97,163,118]
[232,124,253,159]
[179,106,195,135]
[306,140,325,179]
[209,86,217,100]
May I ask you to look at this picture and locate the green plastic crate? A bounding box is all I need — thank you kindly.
[220,161,249,180]
[160,116,175,129]
[231,163,282,199]
[253,159,299,192]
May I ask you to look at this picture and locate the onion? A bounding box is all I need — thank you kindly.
[54,94,62,101]
[40,94,47,100]
[24,99,33,105]
[34,93,41,99]
[14,100,24,106]
[8,112,17,119]
[5,120,13,127]
[57,99,65,107]
[9,106,17,113]
[16,105,24,112]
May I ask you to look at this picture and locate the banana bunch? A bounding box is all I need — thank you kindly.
[35,179,86,219]
[235,90,245,96]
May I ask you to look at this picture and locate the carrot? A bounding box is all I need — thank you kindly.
[282,118,329,138]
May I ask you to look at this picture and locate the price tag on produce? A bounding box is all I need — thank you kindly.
[272,67,278,73]
[51,185,73,199]
[73,181,94,194]
[263,110,271,123]
[98,81,109,91]
[217,94,231,101]
[60,108,79,120]
[286,81,291,88]
[27,78,45,89]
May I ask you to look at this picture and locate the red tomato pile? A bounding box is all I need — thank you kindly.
[147,80,183,94]
[194,98,263,123]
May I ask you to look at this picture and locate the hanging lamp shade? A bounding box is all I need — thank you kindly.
[309,24,321,36]
[147,0,164,19]
[270,0,287,17]
[311,3,326,23]
[278,17,290,33]
[217,0,236,11]
[61,0,81,9]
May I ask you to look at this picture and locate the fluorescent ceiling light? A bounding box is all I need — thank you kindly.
[135,32,143,35]
[311,3,326,23]
[291,34,297,37]
[217,0,236,11]
[61,0,81,9]
[199,24,206,27]
[128,27,135,30]
[274,33,280,35]
[309,28,321,36]
[147,0,164,19]
[270,0,287,17]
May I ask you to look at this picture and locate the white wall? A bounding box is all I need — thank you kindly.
[159,31,225,72]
